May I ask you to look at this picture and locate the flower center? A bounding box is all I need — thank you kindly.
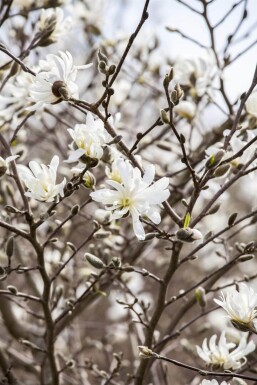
[121,197,131,208]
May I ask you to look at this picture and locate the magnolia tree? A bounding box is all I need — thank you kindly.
[1,0,257,384]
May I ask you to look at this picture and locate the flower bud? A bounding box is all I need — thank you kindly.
[0,158,8,177]
[137,346,157,359]
[205,150,225,169]
[214,163,231,178]
[83,171,96,190]
[85,253,106,269]
[160,109,170,124]
[7,285,18,295]
[195,286,206,308]
[6,236,14,258]
[175,227,202,243]
[93,229,111,239]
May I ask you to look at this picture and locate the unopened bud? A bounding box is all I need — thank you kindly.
[98,61,108,74]
[6,236,14,258]
[83,171,96,189]
[214,163,231,178]
[137,346,157,359]
[7,285,18,295]
[195,287,206,308]
[85,253,106,269]
[175,227,202,243]
[205,150,225,169]
[108,64,116,75]
[160,109,170,124]
[238,254,255,262]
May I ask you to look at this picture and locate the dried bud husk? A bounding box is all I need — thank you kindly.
[195,286,206,308]
[160,109,170,124]
[175,227,202,243]
[205,150,225,169]
[52,80,69,100]
[85,253,106,269]
[110,257,121,268]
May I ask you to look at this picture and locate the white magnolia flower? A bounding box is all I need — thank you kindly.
[174,52,216,97]
[37,8,72,44]
[28,51,92,110]
[200,381,229,385]
[0,72,34,125]
[90,158,170,240]
[174,100,196,120]
[0,155,19,177]
[197,331,255,370]
[245,92,257,118]
[214,283,257,332]
[66,112,110,163]
[18,155,66,202]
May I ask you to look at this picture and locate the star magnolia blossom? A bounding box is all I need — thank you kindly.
[90,158,170,240]
[18,155,66,202]
[173,53,216,97]
[37,8,72,44]
[28,51,92,110]
[196,331,255,370]
[214,284,257,332]
[66,112,110,162]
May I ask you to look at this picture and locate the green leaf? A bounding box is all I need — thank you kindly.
[183,212,191,228]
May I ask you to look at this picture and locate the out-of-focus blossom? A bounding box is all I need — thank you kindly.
[0,72,34,126]
[36,8,72,45]
[90,158,170,240]
[173,52,216,97]
[214,283,257,332]
[197,331,255,369]
[66,112,110,163]
[0,155,19,177]
[28,51,92,110]
[18,155,66,202]
[174,100,196,120]
[200,381,229,385]
[245,92,257,118]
